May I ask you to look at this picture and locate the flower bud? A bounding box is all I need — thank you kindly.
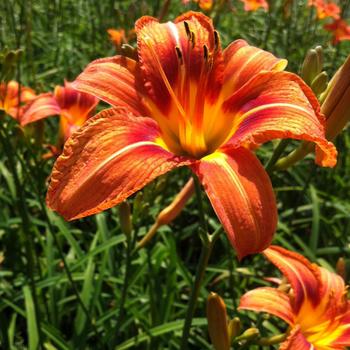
[321,54,350,140]
[235,327,260,342]
[311,71,328,96]
[336,257,346,280]
[301,49,321,85]
[156,178,194,225]
[207,292,230,350]
[118,201,132,239]
[228,317,241,340]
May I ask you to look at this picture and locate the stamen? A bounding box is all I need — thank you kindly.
[203,45,209,62]
[184,21,191,38]
[190,31,195,48]
[214,31,220,51]
[175,46,183,65]
[144,37,188,124]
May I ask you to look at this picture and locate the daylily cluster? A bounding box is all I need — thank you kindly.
[308,0,340,20]
[0,80,36,121]
[240,0,269,11]
[308,0,350,44]
[21,81,98,152]
[46,11,336,259]
[239,246,350,349]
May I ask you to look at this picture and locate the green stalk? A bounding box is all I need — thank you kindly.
[0,122,44,348]
[265,139,291,173]
[180,175,221,349]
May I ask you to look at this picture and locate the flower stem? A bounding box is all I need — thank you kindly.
[265,139,291,173]
[180,175,221,349]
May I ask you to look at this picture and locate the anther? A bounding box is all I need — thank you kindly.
[184,21,191,38]
[175,46,183,65]
[214,31,220,51]
[203,45,209,62]
[190,31,195,48]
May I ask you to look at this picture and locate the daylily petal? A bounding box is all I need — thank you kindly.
[0,81,36,120]
[72,56,147,116]
[191,147,277,259]
[332,306,350,347]
[135,12,223,114]
[239,287,294,325]
[20,93,61,126]
[222,71,337,167]
[280,327,313,350]
[46,108,192,220]
[263,246,321,313]
[54,81,98,122]
[222,39,287,95]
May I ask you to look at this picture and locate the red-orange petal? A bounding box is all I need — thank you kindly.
[191,147,277,259]
[222,39,287,95]
[0,81,36,120]
[54,81,98,122]
[46,108,192,220]
[20,93,61,126]
[222,71,337,167]
[72,56,147,116]
[239,287,294,325]
[135,12,223,113]
[263,246,321,313]
[280,326,313,350]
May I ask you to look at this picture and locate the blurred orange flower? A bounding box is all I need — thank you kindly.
[21,81,98,143]
[239,246,350,349]
[325,18,350,44]
[46,12,336,258]
[240,0,269,11]
[308,0,340,19]
[0,81,36,120]
[107,28,136,49]
[194,0,214,11]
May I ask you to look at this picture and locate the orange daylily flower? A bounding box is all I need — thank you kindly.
[239,246,350,349]
[107,28,136,50]
[240,0,269,11]
[107,28,127,48]
[46,12,336,258]
[21,81,98,143]
[0,80,36,120]
[308,0,340,20]
[194,0,214,11]
[325,19,350,44]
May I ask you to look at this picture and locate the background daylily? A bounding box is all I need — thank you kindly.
[325,18,350,44]
[46,12,336,259]
[239,246,350,349]
[21,81,98,146]
[0,80,36,120]
[240,0,269,11]
[308,0,340,20]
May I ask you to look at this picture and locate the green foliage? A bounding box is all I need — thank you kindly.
[0,0,350,349]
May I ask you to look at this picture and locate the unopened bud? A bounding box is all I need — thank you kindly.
[315,46,323,72]
[336,257,346,280]
[257,333,287,345]
[207,292,230,350]
[301,49,321,85]
[228,317,241,340]
[235,327,260,342]
[322,54,350,140]
[118,201,132,239]
[157,178,194,225]
[311,71,328,96]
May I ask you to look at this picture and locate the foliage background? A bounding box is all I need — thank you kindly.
[0,0,350,349]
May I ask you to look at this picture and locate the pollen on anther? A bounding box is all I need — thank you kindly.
[175,46,183,65]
